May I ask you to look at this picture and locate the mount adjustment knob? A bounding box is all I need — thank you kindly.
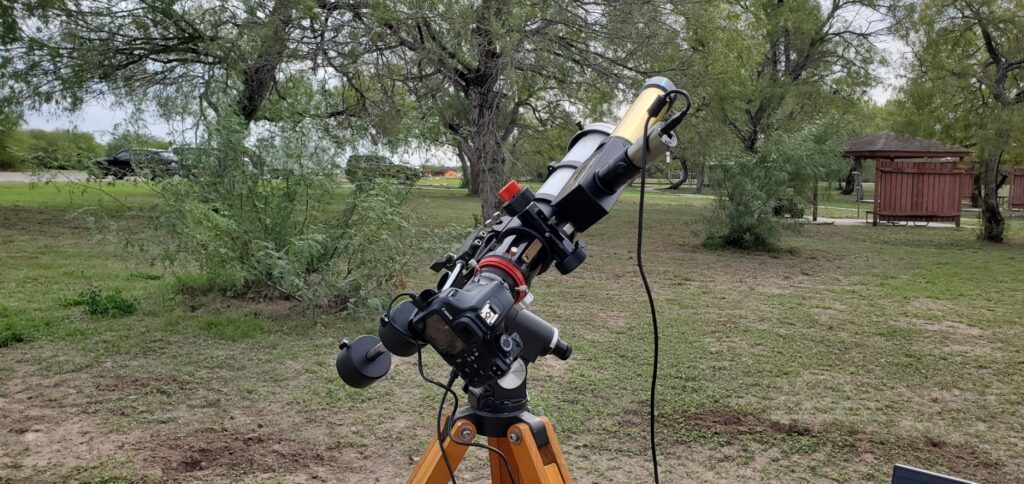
[502,187,535,216]
[555,243,587,274]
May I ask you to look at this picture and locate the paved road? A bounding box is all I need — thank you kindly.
[0,171,90,183]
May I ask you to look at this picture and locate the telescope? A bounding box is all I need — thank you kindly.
[337,77,690,484]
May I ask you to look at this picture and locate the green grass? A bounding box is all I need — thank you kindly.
[1,181,1023,482]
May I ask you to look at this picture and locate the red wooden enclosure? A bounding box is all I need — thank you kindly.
[873,160,964,226]
[1011,168,1024,211]
[960,168,975,200]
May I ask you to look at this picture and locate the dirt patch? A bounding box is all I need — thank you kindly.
[94,375,191,393]
[910,298,956,313]
[0,346,414,483]
[147,426,325,477]
[914,319,988,337]
[661,408,1010,483]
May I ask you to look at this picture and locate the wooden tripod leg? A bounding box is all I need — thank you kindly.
[406,420,477,484]
[505,417,573,484]
[487,436,518,484]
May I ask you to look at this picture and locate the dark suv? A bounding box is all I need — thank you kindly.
[94,149,180,179]
[345,155,420,184]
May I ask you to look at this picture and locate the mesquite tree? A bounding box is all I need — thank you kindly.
[0,0,427,304]
[1,0,392,128]
[674,0,885,249]
[894,0,1024,242]
[346,0,678,216]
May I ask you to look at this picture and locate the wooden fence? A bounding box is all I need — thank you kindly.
[960,169,974,200]
[873,160,964,226]
[1011,168,1024,211]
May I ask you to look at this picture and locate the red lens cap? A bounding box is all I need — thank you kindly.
[498,180,522,203]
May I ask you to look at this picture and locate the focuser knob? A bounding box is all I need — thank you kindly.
[555,242,587,275]
[502,187,535,217]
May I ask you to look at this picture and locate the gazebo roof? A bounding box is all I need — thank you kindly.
[844,132,971,159]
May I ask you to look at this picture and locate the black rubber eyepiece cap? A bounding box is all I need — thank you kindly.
[552,339,572,361]
[379,300,422,357]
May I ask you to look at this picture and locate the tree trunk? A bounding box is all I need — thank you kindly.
[464,85,506,217]
[693,161,705,194]
[455,143,473,191]
[238,0,294,124]
[841,157,863,195]
[468,155,482,195]
[980,129,1007,243]
[971,171,982,208]
[668,150,689,190]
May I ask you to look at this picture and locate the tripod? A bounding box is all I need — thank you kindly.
[407,378,572,484]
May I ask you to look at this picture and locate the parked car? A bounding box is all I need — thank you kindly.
[94,149,180,179]
[345,154,421,184]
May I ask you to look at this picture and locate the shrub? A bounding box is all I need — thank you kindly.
[61,288,138,318]
[105,131,169,155]
[703,119,848,251]
[0,322,27,348]
[147,113,436,309]
[10,129,106,170]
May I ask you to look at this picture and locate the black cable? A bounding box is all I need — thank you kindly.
[386,291,418,316]
[407,287,514,483]
[417,349,516,483]
[417,348,458,483]
[638,115,661,484]
[442,396,517,483]
[435,372,458,482]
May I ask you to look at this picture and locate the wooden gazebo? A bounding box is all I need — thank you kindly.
[844,132,972,227]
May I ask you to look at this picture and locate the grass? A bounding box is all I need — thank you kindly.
[1,181,1023,482]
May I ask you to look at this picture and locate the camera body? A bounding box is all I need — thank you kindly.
[411,272,524,388]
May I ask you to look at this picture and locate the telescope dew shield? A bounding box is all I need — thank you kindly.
[551,77,676,233]
[610,77,675,143]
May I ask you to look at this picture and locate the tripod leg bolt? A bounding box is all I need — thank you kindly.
[459,427,474,442]
[508,430,522,444]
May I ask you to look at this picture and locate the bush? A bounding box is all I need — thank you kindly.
[61,288,138,318]
[105,131,169,155]
[0,129,28,170]
[0,322,27,348]
[148,114,434,309]
[703,119,848,251]
[0,129,106,170]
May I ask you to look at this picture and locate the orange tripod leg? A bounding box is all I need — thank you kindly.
[487,436,518,484]
[407,420,477,484]
[505,418,572,484]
